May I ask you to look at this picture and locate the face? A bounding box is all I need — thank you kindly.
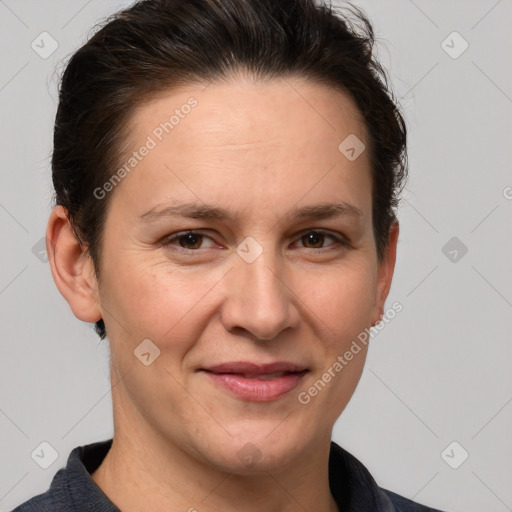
[88,77,395,472]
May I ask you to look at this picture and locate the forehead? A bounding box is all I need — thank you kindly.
[128,77,367,151]
[113,78,372,222]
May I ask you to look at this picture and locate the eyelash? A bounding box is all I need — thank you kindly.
[160,229,350,253]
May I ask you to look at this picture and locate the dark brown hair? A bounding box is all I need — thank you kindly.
[52,0,408,339]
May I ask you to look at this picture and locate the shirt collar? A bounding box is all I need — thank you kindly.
[329,441,396,511]
[62,439,120,511]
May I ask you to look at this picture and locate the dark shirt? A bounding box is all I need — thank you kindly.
[11,438,446,511]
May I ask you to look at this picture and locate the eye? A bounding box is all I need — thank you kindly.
[160,229,350,253]
[161,230,216,250]
[294,230,349,250]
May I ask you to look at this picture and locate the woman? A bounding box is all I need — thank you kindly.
[12,0,447,510]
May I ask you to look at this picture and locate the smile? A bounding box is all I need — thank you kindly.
[200,362,309,402]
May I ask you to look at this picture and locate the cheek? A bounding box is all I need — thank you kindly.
[100,258,227,349]
[294,265,374,422]
[299,260,377,340]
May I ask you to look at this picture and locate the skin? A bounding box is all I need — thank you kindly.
[47,76,398,512]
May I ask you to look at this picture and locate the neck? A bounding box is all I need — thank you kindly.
[91,403,339,512]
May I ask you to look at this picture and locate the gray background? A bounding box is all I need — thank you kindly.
[1,1,511,511]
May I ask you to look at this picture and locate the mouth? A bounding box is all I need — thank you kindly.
[199,362,309,402]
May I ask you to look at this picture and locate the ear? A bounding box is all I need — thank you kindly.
[46,205,102,323]
[371,220,399,326]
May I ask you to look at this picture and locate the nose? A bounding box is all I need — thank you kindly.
[220,244,300,341]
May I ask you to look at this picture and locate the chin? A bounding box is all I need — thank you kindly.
[193,427,310,474]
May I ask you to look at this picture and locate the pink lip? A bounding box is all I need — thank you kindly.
[200,361,308,402]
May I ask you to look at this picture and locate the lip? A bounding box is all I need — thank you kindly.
[199,361,308,402]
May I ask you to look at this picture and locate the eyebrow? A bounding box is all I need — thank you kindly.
[140,201,363,223]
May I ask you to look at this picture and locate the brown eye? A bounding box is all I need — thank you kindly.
[297,230,345,250]
[177,232,203,249]
[161,230,216,251]
[301,231,326,249]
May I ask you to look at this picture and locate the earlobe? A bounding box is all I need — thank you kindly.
[371,221,399,325]
[46,205,102,323]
